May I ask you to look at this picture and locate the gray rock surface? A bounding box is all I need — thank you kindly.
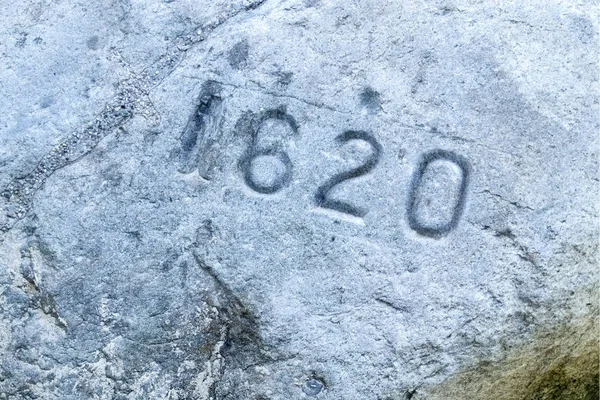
[0,0,598,399]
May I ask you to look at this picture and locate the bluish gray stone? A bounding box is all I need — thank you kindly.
[0,1,597,399]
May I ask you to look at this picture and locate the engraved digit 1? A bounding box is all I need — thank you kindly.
[315,131,382,218]
[239,108,298,194]
[407,149,470,238]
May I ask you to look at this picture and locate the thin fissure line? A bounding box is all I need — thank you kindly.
[0,0,269,238]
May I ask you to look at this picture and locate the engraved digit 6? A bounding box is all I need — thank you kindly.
[239,108,298,194]
[315,131,382,217]
[241,148,293,194]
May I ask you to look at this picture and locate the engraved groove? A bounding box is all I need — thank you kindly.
[177,81,226,180]
[238,107,298,194]
[314,130,382,218]
[241,148,293,194]
[407,149,470,238]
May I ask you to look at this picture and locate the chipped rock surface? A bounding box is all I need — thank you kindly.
[0,1,598,399]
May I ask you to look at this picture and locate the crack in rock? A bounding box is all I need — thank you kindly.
[0,0,269,242]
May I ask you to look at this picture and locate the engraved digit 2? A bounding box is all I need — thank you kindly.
[315,131,382,217]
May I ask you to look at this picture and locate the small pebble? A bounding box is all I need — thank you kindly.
[302,377,324,396]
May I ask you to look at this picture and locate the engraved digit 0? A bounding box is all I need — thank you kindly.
[407,149,470,238]
[315,130,382,217]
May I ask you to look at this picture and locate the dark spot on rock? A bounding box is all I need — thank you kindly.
[40,97,54,109]
[101,163,123,187]
[160,250,180,272]
[87,35,100,50]
[196,219,216,243]
[15,33,28,48]
[439,5,459,15]
[275,71,294,86]
[359,87,382,114]
[125,230,142,242]
[234,110,256,139]
[398,148,406,160]
[405,389,417,399]
[513,310,535,327]
[406,263,419,273]
[228,39,249,70]
[494,228,516,240]
[570,15,595,44]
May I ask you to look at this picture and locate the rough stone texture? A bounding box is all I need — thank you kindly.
[0,1,598,399]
